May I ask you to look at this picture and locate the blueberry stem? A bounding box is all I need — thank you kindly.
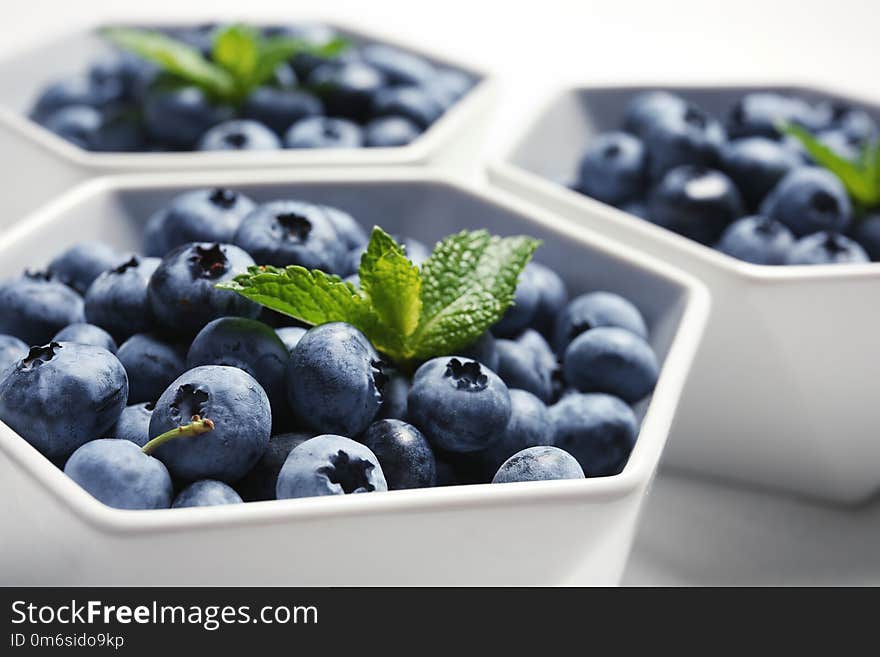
[141,415,215,455]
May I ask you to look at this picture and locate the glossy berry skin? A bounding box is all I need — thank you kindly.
[622,91,688,137]
[563,327,659,403]
[720,137,802,210]
[642,104,726,180]
[408,357,511,453]
[550,392,638,477]
[30,76,111,121]
[147,242,260,336]
[495,334,556,403]
[236,432,312,501]
[64,439,172,510]
[0,272,85,344]
[242,87,323,135]
[360,44,435,86]
[149,365,271,483]
[84,256,160,340]
[371,86,443,128]
[42,105,103,149]
[784,232,869,266]
[376,370,410,421]
[111,402,154,447]
[47,240,121,295]
[492,265,541,338]
[172,479,243,508]
[483,389,553,475]
[493,446,584,484]
[527,262,568,337]
[0,342,128,461]
[233,200,346,272]
[0,334,27,373]
[287,323,385,437]
[647,165,745,245]
[323,206,367,251]
[364,116,421,148]
[828,106,877,144]
[554,291,648,356]
[116,333,187,405]
[52,322,117,354]
[460,331,500,373]
[716,215,795,265]
[275,326,307,354]
[818,129,862,160]
[143,86,235,149]
[307,61,386,122]
[578,131,647,205]
[144,188,256,257]
[726,92,826,140]
[284,116,364,149]
[197,119,281,151]
[361,419,436,490]
[761,167,852,237]
[276,434,387,499]
[187,317,290,418]
[851,214,880,261]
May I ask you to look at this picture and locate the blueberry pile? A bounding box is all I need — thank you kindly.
[0,188,660,510]
[28,24,473,152]
[574,90,880,265]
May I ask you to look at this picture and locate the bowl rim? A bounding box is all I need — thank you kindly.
[489,82,880,283]
[0,17,495,169]
[0,166,710,535]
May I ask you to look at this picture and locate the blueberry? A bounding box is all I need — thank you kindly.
[94,106,147,152]
[52,322,117,353]
[492,264,541,338]
[307,61,386,122]
[376,370,410,421]
[422,69,473,108]
[495,334,556,403]
[400,237,430,265]
[0,271,85,344]
[276,326,308,353]
[116,333,187,404]
[48,240,121,295]
[577,131,647,205]
[826,105,877,144]
[720,137,802,210]
[276,434,387,499]
[364,116,422,147]
[618,200,649,219]
[41,105,104,149]
[647,165,745,245]
[360,44,436,86]
[716,215,795,265]
[187,317,290,420]
[727,92,827,139]
[143,86,235,149]
[526,262,568,337]
[563,327,659,403]
[371,86,443,128]
[408,357,511,453]
[89,52,156,103]
[0,334,27,373]
[64,439,172,510]
[30,75,113,121]
[0,342,128,461]
[241,86,322,136]
[172,479,243,508]
[622,91,688,137]
[323,205,367,251]
[111,402,154,447]
[284,116,364,149]
[851,214,880,261]
[460,331,500,372]
[361,419,436,489]
[784,231,869,265]
[287,323,385,436]
[643,104,726,180]
[817,129,862,160]
[483,389,553,475]
[84,256,160,340]
[554,291,648,356]
[761,167,852,237]
[197,119,282,151]
[550,392,638,477]
[147,243,260,336]
[144,188,257,256]
[149,365,271,482]
[493,446,584,484]
[235,432,312,501]
[233,200,347,273]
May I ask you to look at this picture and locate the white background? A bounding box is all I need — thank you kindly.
[4,0,880,585]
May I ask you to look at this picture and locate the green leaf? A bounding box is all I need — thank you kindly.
[358,227,422,338]
[250,35,350,88]
[211,24,260,87]
[102,27,235,99]
[409,231,541,360]
[781,123,880,206]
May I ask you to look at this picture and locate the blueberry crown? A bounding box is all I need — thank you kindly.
[275,212,312,242]
[22,342,62,369]
[170,384,209,423]
[209,188,238,209]
[318,450,376,494]
[112,255,140,275]
[189,244,229,279]
[444,358,488,392]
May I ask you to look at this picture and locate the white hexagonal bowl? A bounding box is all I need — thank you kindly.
[0,20,496,226]
[489,84,880,504]
[0,168,708,585]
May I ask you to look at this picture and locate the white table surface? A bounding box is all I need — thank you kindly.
[4,0,879,586]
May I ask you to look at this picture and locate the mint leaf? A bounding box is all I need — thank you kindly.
[782,123,880,206]
[102,27,235,99]
[251,35,350,88]
[211,24,260,91]
[358,227,422,338]
[409,231,541,360]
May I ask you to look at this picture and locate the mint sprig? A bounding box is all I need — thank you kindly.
[217,227,541,367]
[102,24,349,104]
[782,123,880,208]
